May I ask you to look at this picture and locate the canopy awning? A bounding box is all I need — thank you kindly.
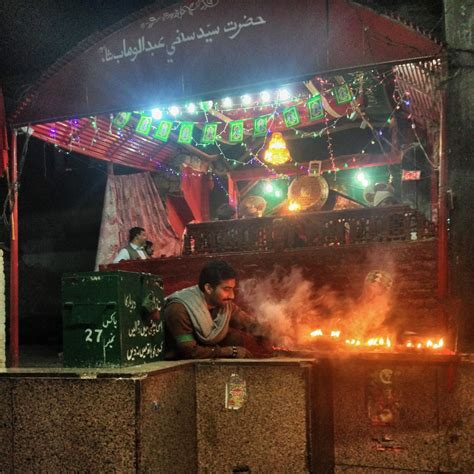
[10,0,442,127]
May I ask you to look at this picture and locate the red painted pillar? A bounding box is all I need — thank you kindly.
[9,129,19,367]
[200,174,211,221]
[227,173,238,209]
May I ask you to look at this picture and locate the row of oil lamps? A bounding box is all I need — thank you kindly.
[309,329,445,351]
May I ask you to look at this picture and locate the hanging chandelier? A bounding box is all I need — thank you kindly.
[263,132,292,165]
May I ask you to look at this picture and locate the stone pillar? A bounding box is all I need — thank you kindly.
[444,0,474,351]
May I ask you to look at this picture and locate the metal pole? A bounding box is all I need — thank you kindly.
[9,129,19,367]
[438,90,448,299]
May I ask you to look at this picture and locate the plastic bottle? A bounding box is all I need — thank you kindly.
[225,373,247,410]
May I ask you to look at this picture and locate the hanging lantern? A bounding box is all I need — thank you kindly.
[263,132,292,165]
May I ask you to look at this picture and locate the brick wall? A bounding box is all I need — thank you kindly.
[104,240,445,336]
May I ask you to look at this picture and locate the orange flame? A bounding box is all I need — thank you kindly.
[308,329,449,353]
[309,329,341,338]
[434,338,444,349]
[345,338,361,346]
[406,337,445,351]
[362,336,392,348]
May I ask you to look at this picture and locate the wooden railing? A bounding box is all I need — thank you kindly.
[182,206,436,255]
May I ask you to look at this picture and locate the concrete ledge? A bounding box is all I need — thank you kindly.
[0,357,473,472]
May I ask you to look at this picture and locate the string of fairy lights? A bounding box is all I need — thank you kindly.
[49,67,430,202]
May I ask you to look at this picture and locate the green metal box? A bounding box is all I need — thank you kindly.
[62,271,165,367]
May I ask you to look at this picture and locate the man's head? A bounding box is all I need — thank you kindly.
[144,240,154,257]
[129,227,146,246]
[199,260,237,308]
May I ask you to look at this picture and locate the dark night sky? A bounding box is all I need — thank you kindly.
[0,0,165,110]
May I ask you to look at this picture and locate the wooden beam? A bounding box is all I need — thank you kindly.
[228,152,402,182]
[239,180,260,200]
[168,132,218,161]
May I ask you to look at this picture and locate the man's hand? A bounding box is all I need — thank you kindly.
[219,346,252,358]
[235,346,252,358]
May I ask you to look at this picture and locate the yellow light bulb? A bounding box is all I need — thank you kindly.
[288,202,301,212]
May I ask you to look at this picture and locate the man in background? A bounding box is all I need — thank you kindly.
[144,240,154,258]
[113,227,148,262]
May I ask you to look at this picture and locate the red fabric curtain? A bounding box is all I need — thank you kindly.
[165,195,185,237]
[180,165,210,222]
[95,172,181,268]
[165,194,195,237]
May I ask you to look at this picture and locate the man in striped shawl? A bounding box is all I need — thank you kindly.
[164,260,268,359]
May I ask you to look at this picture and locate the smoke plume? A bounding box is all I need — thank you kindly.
[239,265,395,348]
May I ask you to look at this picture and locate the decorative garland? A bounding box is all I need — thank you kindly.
[111,83,355,145]
[49,68,425,189]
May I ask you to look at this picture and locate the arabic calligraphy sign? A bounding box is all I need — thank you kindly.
[93,0,323,106]
[98,7,271,64]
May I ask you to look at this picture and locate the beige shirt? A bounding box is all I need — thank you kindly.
[113,243,147,263]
